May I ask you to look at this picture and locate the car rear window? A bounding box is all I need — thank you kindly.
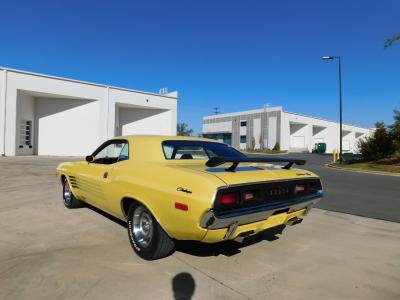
[162,140,246,160]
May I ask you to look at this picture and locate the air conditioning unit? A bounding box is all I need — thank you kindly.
[159,88,168,95]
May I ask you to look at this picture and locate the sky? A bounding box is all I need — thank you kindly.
[1,0,399,134]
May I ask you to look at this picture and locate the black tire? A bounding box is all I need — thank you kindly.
[127,203,175,260]
[62,177,84,209]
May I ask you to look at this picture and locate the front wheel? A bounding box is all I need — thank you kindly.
[127,204,175,260]
[62,177,83,208]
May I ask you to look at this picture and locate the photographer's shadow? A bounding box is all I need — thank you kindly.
[172,272,196,300]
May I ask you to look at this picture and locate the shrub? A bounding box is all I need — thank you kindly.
[357,122,394,161]
[272,142,280,151]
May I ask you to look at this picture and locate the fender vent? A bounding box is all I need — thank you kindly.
[69,176,79,189]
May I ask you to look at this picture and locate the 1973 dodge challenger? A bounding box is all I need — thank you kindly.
[56,136,323,260]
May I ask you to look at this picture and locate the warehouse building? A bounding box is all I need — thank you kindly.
[0,67,177,156]
[203,106,372,153]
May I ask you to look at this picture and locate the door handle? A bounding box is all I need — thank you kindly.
[103,172,108,179]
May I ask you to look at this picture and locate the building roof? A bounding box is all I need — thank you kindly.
[203,106,372,130]
[0,66,178,99]
[113,135,221,143]
[203,106,282,120]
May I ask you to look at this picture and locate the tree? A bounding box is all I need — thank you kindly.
[357,122,394,161]
[384,32,400,49]
[177,123,193,136]
[389,109,400,152]
[272,142,280,151]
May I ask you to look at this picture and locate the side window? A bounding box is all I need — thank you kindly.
[93,142,128,164]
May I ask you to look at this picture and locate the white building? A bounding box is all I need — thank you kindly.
[0,67,177,156]
[203,106,372,153]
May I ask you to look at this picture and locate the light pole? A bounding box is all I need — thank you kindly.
[322,56,343,163]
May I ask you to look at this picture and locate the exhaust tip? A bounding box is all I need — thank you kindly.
[286,217,303,226]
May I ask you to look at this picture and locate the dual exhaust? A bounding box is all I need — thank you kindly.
[285,217,303,226]
[227,216,304,243]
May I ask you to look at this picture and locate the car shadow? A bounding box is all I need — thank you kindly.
[84,204,286,258]
[175,225,286,257]
[85,203,127,228]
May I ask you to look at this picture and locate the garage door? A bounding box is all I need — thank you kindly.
[35,98,100,156]
[290,136,305,148]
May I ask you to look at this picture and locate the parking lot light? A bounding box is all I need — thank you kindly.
[322,55,343,163]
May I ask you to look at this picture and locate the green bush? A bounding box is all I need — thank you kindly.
[357,122,395,161]
[272,142,280,151]
[389,109,400,153]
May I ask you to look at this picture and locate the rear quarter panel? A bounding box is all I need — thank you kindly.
[110,161,225,240]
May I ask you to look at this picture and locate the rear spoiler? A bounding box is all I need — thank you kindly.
[205,156,306,172]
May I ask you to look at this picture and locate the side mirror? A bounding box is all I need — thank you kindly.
[86,155,94,163]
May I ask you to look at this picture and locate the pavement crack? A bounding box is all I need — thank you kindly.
[173,255,251,299]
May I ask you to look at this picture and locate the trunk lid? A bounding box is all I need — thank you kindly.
[168,162,318,185]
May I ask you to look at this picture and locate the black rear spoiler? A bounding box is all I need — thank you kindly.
[205,156,306,172]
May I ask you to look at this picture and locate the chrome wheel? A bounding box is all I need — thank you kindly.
[132,206,154,248]
[63,180,72,205]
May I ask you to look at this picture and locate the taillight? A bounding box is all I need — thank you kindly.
[220,192,240,206]
[295,184,306,193]
[243,191,255,202]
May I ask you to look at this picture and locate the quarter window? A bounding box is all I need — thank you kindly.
[118,143,129,161]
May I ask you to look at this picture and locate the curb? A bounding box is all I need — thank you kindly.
[326,163,400,177]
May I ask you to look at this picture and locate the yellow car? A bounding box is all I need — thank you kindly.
[56,135,323,260]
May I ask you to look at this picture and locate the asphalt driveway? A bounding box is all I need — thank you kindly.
[284,153,400,223]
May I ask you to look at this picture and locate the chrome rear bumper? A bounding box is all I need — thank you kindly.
[200,190,323,231]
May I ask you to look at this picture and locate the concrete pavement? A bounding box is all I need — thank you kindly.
[0,156,399,300]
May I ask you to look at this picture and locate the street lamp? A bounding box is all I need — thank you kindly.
[322,55,343,163]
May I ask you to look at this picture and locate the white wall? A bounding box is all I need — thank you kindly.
[34,98,100,156]
[119,107,173,136]
[282,112,372,153]
[204,109,372,154]
[253,118,261,149]
[203,120,232,133]
[289,123,310,150]
[267,116,277,149]
[4,71,106,156]
[0,70,7,155]
[109,88,177,139]
[1,68,178,156]
[312,126,327,146]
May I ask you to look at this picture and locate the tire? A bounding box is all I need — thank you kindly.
[127,203,175,260]
[62,177,84,209]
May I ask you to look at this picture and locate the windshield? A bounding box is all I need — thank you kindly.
[162,140,246,160]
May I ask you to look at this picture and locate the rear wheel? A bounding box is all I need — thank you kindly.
[62,177,83,208]
[127,204,175,260]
